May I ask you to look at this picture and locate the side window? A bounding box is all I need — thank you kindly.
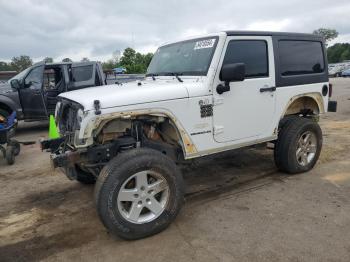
[279,40,325,76]
[71,65,93,82]
[223,40,268,78]
[24,66,43,88]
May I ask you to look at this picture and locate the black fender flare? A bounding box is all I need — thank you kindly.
[0,95,21,118]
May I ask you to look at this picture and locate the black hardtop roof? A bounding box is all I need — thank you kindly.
[31,61,99,67]
[45,61,98,66]
[225,30,324,40]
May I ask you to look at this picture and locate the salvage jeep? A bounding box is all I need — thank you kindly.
[42,31,337,240]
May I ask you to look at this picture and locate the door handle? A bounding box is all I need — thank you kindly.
[260,86,276,93]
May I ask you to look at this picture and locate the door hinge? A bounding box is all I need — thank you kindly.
[213,97,224,106]
[213,125,224,135]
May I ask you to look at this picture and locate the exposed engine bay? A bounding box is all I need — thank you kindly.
[47,114,184,179]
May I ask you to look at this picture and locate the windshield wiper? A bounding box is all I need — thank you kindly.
[145,73,158,81]
[164,72,183,83]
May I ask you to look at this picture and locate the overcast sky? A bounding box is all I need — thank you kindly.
[0,0,349,62]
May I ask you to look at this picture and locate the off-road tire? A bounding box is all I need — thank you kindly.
[10,140,20,156]
[6,145,15,165]
[76,165,96,184]
[94,148,184,240]
[274,116,322,174]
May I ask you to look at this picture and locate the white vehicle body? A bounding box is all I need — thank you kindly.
[59,32,329,159]
[44,30,337,240]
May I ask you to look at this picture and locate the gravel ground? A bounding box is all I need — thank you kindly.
[0,78,349,262]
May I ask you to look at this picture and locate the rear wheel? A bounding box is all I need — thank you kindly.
[274,117,322,174]
[94,148,184,240]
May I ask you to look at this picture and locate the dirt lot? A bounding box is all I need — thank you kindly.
[1,79,350,262]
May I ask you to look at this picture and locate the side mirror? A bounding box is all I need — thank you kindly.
[10,79,21,90]
[220,63,246,82]
[217,63,246,95]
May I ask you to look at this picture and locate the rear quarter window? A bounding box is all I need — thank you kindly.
[279,40,325,76]
[71,65,93,82]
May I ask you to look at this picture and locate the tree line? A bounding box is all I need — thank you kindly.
[0,48,153,74]
[1,29,349,73]
[101,48,153,73]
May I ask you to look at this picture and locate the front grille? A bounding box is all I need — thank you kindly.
[59,105,77,133]
[57,99,82,145]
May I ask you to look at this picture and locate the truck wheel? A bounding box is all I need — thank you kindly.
[6,145,15,165]
[274,117,322,174]
[94,148,184,240]
[76,165,96,184]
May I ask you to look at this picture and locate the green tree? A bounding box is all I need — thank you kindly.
[119,48,136,67]
[312,28,339,45]
[102,59,118,70]
[44,57,53,63]
[143,53,153,67]
[11,55,33,71]
[340,49,350,61]
[0,61,15,71]
[62,58,72,62]
[81,57,90,62]
[118,48,153,73]
[327,43,350,63]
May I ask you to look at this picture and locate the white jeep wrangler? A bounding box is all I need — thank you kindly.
[42,31,337,240]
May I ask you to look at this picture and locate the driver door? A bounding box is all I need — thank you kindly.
[212,36,276,143]
[19,64,47,119]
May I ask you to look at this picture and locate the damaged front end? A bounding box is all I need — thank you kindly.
[41,98,184,181]
[42,135,137,179]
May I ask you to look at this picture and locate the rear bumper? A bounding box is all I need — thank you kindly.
[328,101,337,112]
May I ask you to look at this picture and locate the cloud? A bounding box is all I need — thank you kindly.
[0,0,349,62]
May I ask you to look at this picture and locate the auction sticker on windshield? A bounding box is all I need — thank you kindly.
[194,39,216,50]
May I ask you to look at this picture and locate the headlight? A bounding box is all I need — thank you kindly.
[76,108,84,128]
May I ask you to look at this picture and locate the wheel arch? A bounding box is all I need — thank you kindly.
[0,100,14,114]
[91,109,198,158]
[0,95,21,118]
[282,93,325,118]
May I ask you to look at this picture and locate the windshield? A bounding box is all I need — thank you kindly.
[147,36,218,76]
[8,67,31,82]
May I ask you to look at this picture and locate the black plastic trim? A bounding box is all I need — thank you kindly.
[272,36,329,87]
[328,101,337,112]
[225,31,324,40]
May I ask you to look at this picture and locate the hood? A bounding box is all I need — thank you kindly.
[59,80,198,111]
[0,82,14,95]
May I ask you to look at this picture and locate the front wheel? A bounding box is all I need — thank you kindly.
[274,117,322,174]
[94,148,184,240]
[10,140,20,156]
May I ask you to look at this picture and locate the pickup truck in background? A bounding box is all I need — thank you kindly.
[0,61,106,121]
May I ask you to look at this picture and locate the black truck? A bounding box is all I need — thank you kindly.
[0,61,106,121]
